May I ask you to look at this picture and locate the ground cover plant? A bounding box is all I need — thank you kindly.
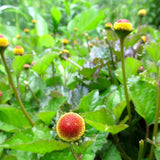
[0,0,160,159]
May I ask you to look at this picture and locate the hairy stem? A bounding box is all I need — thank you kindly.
[70,143,79,160]
[138,140,144,160]
[1,52,34,126]
[149,65,160,160]
[120,38,134,159]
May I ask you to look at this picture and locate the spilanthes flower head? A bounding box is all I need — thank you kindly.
[74,28,78,32]
[141,36,147,43]
[23,64,30,69]
[138,9,147,16]
[74,40,78,44]
[0,35,9,47]
[0,35,9,53]
[59,49,70,60]
[105,22,112,29]
[82,33,85,36]
[95,37,99,41]
[87,36,91,40]
[31,19,36,24]
[16,34,21,39]
[113,19,132,39]
[24,28,29,33]
[62,39,69,45]
[14,46,24,56]
[56,112,85,142]
[89,43,93,48]
[0,91,2,97]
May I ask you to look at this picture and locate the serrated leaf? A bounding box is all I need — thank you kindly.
[115,57,142,83]
[129,81,157,125]
[83,108,128,134]
[79,65,99,78]
[0,127,69,154]
[12,55,33,76]
[78,90,100,112]
[105,85,126,120]
[102,144,122,160]
[37,97,67,125]
[0,105,31,129]
[38,34,55,49]
[145,42,160,63]
[32,53,55,75]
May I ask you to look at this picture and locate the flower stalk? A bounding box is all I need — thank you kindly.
[0,51,34,126]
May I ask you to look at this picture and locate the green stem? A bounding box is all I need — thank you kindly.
[120,38,134,159]
[64,57,82,70]
[70,143,79,160]
[149,65,160,160]
[113,135,131,160]
[1,52,34,126]
[106,39,116,69]
[138,140,144,160]
[106,61,114,84]
[51,62,56,86]
[27,85,40,108]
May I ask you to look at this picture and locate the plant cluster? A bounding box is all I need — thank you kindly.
[0,1,160,160]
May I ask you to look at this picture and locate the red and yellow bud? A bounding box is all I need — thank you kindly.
[0,91,2,97]
[113,19,132,39]
[16,34,21,39]
[89,43,93,48]
[74,28,78,32]
[141,36,147,43]
[56,112,85,142]
[31,19,36,24]
[138,9,147,16]
[24,28,29,33]
[62,39,69,45]
[105,22,112,29]
[0,35,9,48]
[23,64,30,69]
[14,46,24,56]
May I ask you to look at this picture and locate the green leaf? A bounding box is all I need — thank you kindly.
[145,42,160,63]
[0,105,31,129]
[115,57,142,83]
[79,65,99,78]
[51,6,62,33]
[78,90,100,112]
[9,150,38,160]
[102,143,122,160]
[1,155,17,160]
[83,108,128,134]
[155,148,160,160]
[125,34,142,49]
[105,85,126,120]
[37,97,67,125]
[0,127,69,154]
[38,34,55,49]
[67,8,104,33]
[12,55,33,76]
[32,53,55,75]
[129,81,157,125]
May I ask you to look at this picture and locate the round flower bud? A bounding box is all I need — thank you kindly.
[23,64,30,69]
[14,46,24,56]
[0,35,9,47]
[89,43,93,48]
[24,28,29,33]
[74,40,78,44]
[56,112,85,142]
[95,37,99,41]
[62,39,69,45]
[74,28,78,32]
[138,9,147,16]
[0,91,2,97]
[59,49,70,60]
[82,33,85,36]
[87,36,91,40]
[105,22,112,29]
[141,36,147,43]
[31,19,36,24]
[113,19,132,39]
[16,34,21,39]
[0,35,9,53]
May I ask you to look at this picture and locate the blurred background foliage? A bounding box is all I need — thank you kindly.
[0,0,159,35]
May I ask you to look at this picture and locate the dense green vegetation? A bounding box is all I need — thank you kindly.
[0,0,160,159]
